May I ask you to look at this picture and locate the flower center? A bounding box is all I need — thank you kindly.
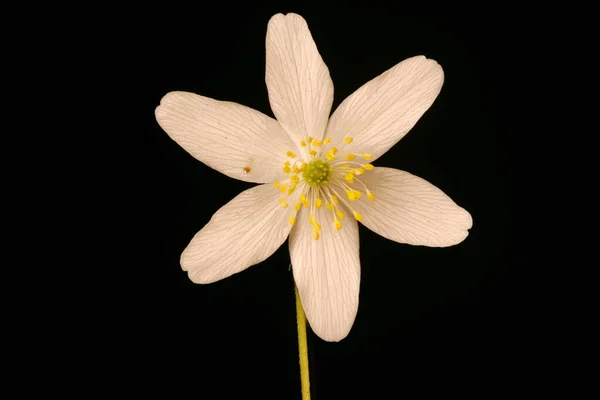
[274,136,377,240]
[303,160,331,186]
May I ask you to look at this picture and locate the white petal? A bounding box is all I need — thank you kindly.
[353,167,472,247]
[266,13,334,145]
[156,91,298,184]
[182,184,298,283]
[325,56,444,161]
[289,204,360,342]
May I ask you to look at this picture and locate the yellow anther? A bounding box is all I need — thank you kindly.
[290,175,299,183]
[284,161,291,166]
[346,190,357,201]
[361,153,373,160]
[344,137,353,144]
[323,137,331,144]
[286,151,296,158]
[346,153,356,160]
[312,230,320,240]
[330,147,338,155]
[295,202,302,211]
[279,198,288,208]
[336,210,345,219]
[274,181,280,188]
[353,190,362,199]
[292,166,300,173]
[367,190,376,201]
[332,196,339,205]
[334,219,342,230]
[353,211,363,221]
[363,163,374,170]
[288,183,297,194]
[300,140,307,147]
[280,185,288,193]
[340,164,351,169]
[300,163,307,172]
[309,214,320,231]
[283,166,291,174]
[315,198,322,208]
[354,167,365,175]
[344,173,355,183]
[313,139,322,147]
[309,149,317,156]
[325,202,333,211]
[326,152,335,161]
[307,137,313,144]
[301,194,309,208]
[289,216,296,225]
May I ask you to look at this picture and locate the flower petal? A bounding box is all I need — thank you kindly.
[325,56,444,161]
[289,204,360,342]
[181,184,298,283]
[352,167,472,247]
[266,13,334,145]
[156,91,298,184]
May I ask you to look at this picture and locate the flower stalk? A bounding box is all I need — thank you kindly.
[295,286,311,400]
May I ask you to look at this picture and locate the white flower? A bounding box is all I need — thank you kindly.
[155,13,472,342]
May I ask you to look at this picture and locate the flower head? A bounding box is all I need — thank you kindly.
[156,13,472,342]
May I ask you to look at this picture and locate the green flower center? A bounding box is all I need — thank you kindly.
[302,160,331,187]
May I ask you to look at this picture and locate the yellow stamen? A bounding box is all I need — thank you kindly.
[288,184,297,195]
[300,163,307,172]
[309,149,317,156]
[346,153,356,160]
[280,185,288,193]
[312,230,320,240]
[353,190,362,199]
[301,194,309,208]
[292,166,301,174]
[326,152,335,161]
[353,211,363,221]
[336,210,344,219]
[284,161,291,166]
[295,202,302,211]
[290,175,299,183]
[315,198,322,208]
[287,151,296,158]
[367,190,376,201]
[300,140,307,147]
[313,140,322,147]
[344,173,355,183]
[330,147,338,155]
[346,190,357,201]
[283,166,291,174]
[344,137,353,144]
[334,220,342,230]
[307,137,313,144]
[289,216,296,225]
[363,163,374,170]
[361,153,373,160]
[341,164,351,169]
[331,196,339,205]
[274,181,280,188]
[323,137,331,145]
[279,198,288,208]
[325,202,333,211]
[354,167,365,175]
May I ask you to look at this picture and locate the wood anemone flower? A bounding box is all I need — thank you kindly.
[155,13,472,342]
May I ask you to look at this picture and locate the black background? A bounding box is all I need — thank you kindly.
[120,3,589,399]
